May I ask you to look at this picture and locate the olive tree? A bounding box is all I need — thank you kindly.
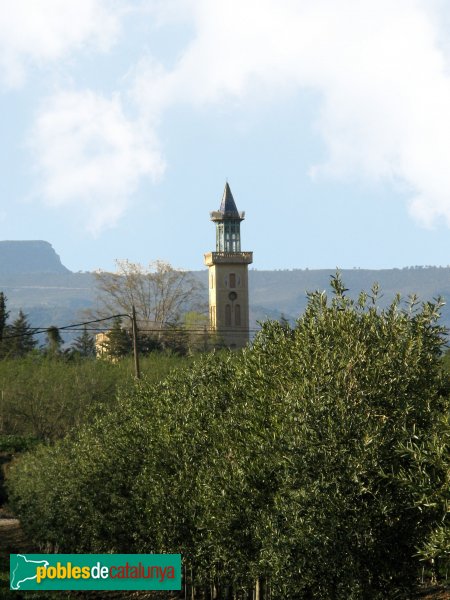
[8,276,450,599]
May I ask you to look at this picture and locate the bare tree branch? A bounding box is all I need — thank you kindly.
[92,259,206,332]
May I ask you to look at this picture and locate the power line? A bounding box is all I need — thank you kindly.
[48,327,263,333]
[1,310,264,380]
[3,315,263,339]
[2,314,128,340]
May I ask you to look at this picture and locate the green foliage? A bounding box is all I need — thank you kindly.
[184,311,215,352]
[442,347,450,374]
[136,332,162,354]
[7,277,450,598]
[396,410,450,578]
[0,353,191,442]
[70,326,96,358]
[0,293,8,343]
[99,317,132,359]
[43,325,64,357]
[0,293,9,358]
[0,435,39,453]
[0,355,118,441]
[0,294,37,359]
[4,310,37,358]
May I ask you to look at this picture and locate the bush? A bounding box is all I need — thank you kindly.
[8,277,450,598]
[0,353,191,441]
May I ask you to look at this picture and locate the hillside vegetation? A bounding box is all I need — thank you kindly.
[7,277,450,599]
[0,353,193,442]
[2,266,450,338]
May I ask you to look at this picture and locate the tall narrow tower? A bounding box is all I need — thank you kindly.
[204,183,253,348]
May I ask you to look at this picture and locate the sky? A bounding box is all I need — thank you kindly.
[1,0,450,273]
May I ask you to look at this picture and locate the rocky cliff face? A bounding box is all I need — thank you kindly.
[0,241,70,274]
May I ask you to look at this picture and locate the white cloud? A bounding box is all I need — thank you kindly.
[23,0,450,232]
[0,0,123,88]
[30,90,165,234]
[131,0,450,228]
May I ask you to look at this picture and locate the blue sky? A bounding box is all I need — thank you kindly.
[1,0,450,273]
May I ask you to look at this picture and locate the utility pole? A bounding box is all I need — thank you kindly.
[131,305,141,379]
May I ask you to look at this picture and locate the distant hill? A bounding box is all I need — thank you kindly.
[0,241,69,274]
[0,242,449,340]
[248,267,450,324]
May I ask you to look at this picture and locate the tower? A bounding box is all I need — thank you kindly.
[204,183,253,348]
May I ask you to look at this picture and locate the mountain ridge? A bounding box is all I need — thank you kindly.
[0,241,449,337]
[0,241,69,274]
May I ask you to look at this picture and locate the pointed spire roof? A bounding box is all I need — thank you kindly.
[219,182,240,216]
[210,182,245,222]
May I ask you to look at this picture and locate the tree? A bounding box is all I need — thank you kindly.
[397,409,450,580]
[184,310,212,352]
[100,317,132,360]
[0,353,187,442]
[4,310,37,358]
[70,326,96,358]
[93,259,206,334]
[0,292,8,342]
[8,276,450,598]
[0,292,9,357]
[136,333,162,355]
[44,326,64,357]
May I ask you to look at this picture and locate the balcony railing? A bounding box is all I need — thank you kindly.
[204,251,253,264]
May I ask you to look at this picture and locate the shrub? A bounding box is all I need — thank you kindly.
[8,277,450,598]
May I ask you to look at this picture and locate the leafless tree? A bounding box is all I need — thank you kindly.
[92,259,206,334]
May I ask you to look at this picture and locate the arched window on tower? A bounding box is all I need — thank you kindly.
[235,304,241,327]
[229,273,236,288]
[225,304,231,327]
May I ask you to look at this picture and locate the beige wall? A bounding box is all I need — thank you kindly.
[95,332,109,358]
[204,254,251,349]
